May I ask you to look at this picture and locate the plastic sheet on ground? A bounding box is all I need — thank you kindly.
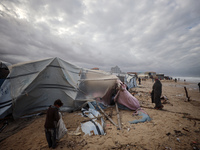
[129,111,151,124]
[81,107,105,136]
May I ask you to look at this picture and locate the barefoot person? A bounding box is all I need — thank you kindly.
[151,77,163,109]
[44,99,63,149]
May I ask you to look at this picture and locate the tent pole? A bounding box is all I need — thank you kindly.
[96,101,118,127]
[184,86,190,101]
[115,102,121,130]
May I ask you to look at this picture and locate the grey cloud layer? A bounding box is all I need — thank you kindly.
[0,0,200,76]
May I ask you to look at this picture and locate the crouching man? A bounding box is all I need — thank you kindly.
[44,99,63,149]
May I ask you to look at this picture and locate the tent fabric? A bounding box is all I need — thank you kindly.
[113,73,137,89]
[81,107,105,136]
[0,57,118,119]
[0,61,10,87]
[124,74,137,89]
[114,83,140,111]
[0,61,12,69]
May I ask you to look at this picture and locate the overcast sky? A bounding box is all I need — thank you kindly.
[0,0,200,77]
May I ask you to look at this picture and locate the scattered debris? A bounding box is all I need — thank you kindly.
[182,115,200,121]
[190,141,200,150]
[81,107,105,136]
[0,121,8,133]
[166,132,171,136]
[177,138,180,142]
[194,121,196,127]
[161,95,168,100]
[96,102,118,127]
[182,127,190,132]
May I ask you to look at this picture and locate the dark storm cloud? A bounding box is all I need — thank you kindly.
[0,0,200,76]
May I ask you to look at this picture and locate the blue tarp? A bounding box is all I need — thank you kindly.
[0,79,5,87]
[129,111,151,124]
[88,102,151,124]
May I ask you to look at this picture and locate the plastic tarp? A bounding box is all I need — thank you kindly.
[0,57,118,119]
[56,112,67,140]
[81,107,105,136]
[114,83,140,111]
[129,111,151,124]
[114,73,137,89]
[124,74,137,89]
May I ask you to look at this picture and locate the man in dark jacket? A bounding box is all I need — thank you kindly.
[151,77,163,110]
[44,99,63,149]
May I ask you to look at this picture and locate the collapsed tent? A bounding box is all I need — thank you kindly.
[0,57,118,119]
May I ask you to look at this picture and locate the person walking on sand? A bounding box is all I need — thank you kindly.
[198,82,200,93]
[44,99,63,149]
[151,77,163,110]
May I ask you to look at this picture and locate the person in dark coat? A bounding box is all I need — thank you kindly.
[151,77,163,109]
[138,77,141,85]
[44,99,63,149]
[198,82,200,93]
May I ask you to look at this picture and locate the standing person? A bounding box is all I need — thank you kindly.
[151,77,163,110]
[138,77,141,85]
[198,82,200,93]
[44,99,63,149]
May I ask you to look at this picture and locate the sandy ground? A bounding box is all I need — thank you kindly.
[0,79,200,150]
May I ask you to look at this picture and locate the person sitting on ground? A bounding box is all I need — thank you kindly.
[151,76,163,110]
[44,99,63,149]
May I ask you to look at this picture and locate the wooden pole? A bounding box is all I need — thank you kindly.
[115,102,121,130]
[183,116,200,121]
[96,102,118,127]
[184,86,190,101]
[81,115,103,123]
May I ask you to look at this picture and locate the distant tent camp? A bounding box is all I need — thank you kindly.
[0,57,118,119]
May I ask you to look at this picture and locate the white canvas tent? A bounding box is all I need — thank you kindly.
[0,61,12,69]
[0,57,118,119]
